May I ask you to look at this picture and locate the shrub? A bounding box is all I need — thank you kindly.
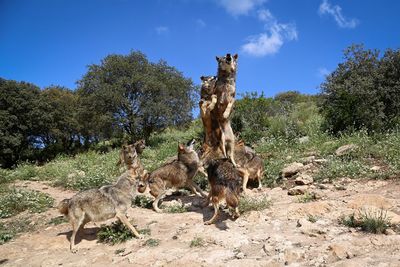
[97,221,139,245]
[239,196,271,213]
[162,203,188,213]
[340,209,391,234]
[190,237,205,248]
[132,195,153,209]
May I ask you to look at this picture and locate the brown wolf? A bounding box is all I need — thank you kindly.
[203,158,242,225]
[58,171,142,253]
[213,53,238,166]
[117,143,148,178]
[234,141,264,193]
[199,76,218,146]
[137,139,207,212]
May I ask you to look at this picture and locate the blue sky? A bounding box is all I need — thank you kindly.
[1,0,399,97]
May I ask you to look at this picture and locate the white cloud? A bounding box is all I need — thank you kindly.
[318,0,359,29]
[318,67,330,78]
[155,26,169,35]
[241,10,297,57]
[216,0,267,16]
[196,19,206,28]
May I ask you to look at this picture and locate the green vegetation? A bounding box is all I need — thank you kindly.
[190,236,205,248]
[97,220,142,245]
[340,209,391,234]
[162,202,188,213]
[132,195,154,209]
[0,187,54,218]
[144,238,160,247]
[0,217,35,245]
[297,192,318,203]
[47,216,68,225]
[239,196,271,213]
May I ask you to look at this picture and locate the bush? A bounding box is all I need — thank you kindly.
[320,44,400,134]
[97,221,139,245]
[190,236,205,247]
[340,209,391,234]
[132,195,153,209]
[239,196,271,213]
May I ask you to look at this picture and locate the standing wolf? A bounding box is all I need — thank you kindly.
[137,139,207,212]
[213,53,238,166]
[199,76,218,146]
[58,169,142,253]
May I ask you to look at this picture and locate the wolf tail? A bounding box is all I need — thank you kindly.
[58,198,70,216]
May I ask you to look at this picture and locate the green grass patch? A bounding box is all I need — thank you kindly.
[340,209,391,234]
[132,195,153,209]
[239,196,271,213]
[47,216,68,225]
[162,202,188,213]
[0,217,35,245]
[297,192,318,203]
[0,187,54,218]
[97,220,142,245]
[144,238,160,247]
[190,236,205,248]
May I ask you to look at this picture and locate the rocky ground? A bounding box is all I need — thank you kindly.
[0,173,399,267]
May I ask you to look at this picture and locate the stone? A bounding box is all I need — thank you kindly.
[370,166,381,172]
[297,218,326,237]
[335,144,358,156]
[298,136,310,144]
[301,156,315,164]
[281,162,304,178]
[295,174,314,185]
[384,229,396,235]
[288,186,308,195]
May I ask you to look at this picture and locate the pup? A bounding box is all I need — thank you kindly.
[199,76,219,146]
[58,171,141,253]
[203,158,242,225]
[213,53,238,166]
[137,139,207,213]
[234,141,264,193]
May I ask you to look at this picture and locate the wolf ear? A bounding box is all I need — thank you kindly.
[200,76,205,81]
[178,143,185,151]
[216,56,221,62]
[122,145,127,150]
[233,54,238,60]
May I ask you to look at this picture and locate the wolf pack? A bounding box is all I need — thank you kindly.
[58,53,265,252]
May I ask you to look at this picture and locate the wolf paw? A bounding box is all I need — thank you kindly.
[223,110,230,119]
[71,248,78,254]
[204,220,213,225]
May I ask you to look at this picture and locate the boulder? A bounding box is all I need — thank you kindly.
[295,174,314,185]
[335,144,358,156]
[288,186,308,195]
[281,162,304,178]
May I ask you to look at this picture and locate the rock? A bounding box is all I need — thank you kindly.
[347,194,395,210]
[384,229,396,235]
[288,186,308,195]
[335,144,358,156]
[370,166,381,172]
[297,218,326,236]
[301,156,315,164]
[235,252,245,259]
[313,158,328,164]
[298,136,310,144]
[263,244,275,256]
[281,162,304,178]
[329,243,351,261]
[295,174,314,185]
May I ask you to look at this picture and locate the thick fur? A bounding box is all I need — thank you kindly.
[204,159,242,225]
[138,140,207,212]
[58,171,141,252]
[212,53,238,166]
[199,76,218,146]
[117,143,147,178]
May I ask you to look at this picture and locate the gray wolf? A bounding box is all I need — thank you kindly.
[58,171,142,253]
[212,53,238,166]
[117,143,148,179]
[203,158,242,225]
[199,76,218,147]
[137,139,207,212]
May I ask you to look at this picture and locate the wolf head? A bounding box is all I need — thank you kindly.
[216,53,238,74]
[134,139,146,154]
[121,144,138,165]
[200,76,217,96]
[178,139,200,166]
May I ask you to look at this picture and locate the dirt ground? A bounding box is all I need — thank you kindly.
[0,179,399,267]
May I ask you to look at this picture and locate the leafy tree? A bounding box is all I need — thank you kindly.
[77,51,197,143]
[319,44,386,133]
[0,79,43,167]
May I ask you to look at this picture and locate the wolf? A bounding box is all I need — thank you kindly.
[117,143,148,179]
[203,158,242,225]
[58,171,142,253]
[234,140,264,193]
[137,139,207,213]
[199,76,218,146]
[212,53,238,166]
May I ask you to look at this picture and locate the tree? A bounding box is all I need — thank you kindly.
[0,79,43,167]
[77,51,197,143]
[319,44,386,133]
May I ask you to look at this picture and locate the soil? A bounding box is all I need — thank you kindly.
[0,179,399,267]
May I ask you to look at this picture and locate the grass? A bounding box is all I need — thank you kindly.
[47,216,68,225]
[307,214,318,223]
[162,202,188,213]
[0,187,54,218]
[144,238,160,247]
[340,209,391,234]
[97,220,143,245]
[0,217,35,245]
[132,195,153,209]
[239,196,271,213]
[298,192,318,203]
[190,236,205,248]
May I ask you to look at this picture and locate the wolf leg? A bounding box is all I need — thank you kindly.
[220,130,227,158]
[202,191,212,207]
[70,213,85,253]
[188,180,208,198]
[198,165,208,178]
[241,170,250,194]
[116,213,141,238]
[204,200,220,225]
[257,169,263,189]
